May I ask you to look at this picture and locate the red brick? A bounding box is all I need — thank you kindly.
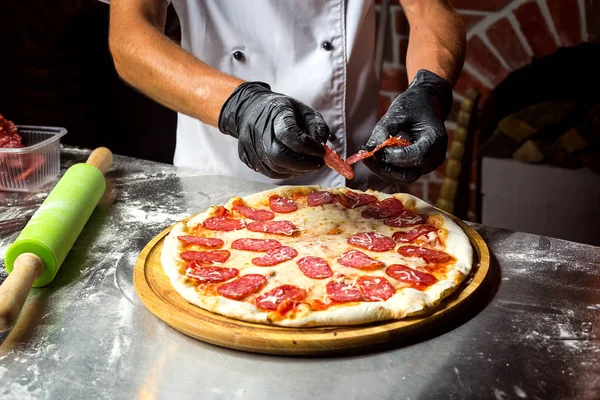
[380,67,409,93]
[403,182,423,199]
[447,101,462,124]
[449,0,512,11]
[459,14,486,30]
[435,159,447,179]
[486,17,531,70]
[398,38,409,65]
[514,1,559,58]
[453,69,490,104]
[465,36,508,86]
[547,0,582,47]
[378,94,393,118]
[447,127,455,143]
[427,181,441,204]
[395,10,409,35]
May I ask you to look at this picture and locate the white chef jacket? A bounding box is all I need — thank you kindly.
[105,0,381,189]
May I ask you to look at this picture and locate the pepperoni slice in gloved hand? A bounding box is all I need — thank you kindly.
[296,256,333,279]
[323,144,354,179]
[252,246,298,266]
[346,136,412,165]
[180,250,231,263]
[231,238,282,252]
[217,274,268,300]
[347,232,396,252]
[255,285,307,313]
[386,264,438,290]
[357,276,395,301]
[397,245,451,263]
[337,250,384,269]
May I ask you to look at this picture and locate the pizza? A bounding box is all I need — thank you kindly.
[161,186,473,327]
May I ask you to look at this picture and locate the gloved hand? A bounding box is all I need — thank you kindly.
[363,69,453,184]
[219,82,330,179]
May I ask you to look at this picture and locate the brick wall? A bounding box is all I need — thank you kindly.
[377,0,595,221]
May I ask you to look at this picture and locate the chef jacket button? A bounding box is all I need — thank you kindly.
[321,41,333,51]
[232,50,244,61]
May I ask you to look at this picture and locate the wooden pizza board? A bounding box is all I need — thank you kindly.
[134,215,490,356]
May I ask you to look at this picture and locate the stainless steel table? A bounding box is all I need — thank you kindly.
[1,147,599,399]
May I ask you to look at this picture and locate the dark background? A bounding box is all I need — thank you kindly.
[0,0,180,164]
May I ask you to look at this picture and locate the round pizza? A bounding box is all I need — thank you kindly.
[161,186,473,327]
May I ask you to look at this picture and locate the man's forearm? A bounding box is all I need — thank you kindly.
[400,0,466,86]
[108,0,243,126]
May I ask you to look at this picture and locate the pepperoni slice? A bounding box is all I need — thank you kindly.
[346,136,412,165]
[335,191,378,209]
[357,276,395,301]
[307,191,334,206]
[392,225,438,243]
[246,220,297,235]
[386,264,438,289]
[347,232,396,252]
[212,206,231,218]
[397,245,451,263]
[232,200,275,221]
[186,262,239,283]
[362,199,404,219]
[323,144,354,179]
[180,250,231,263]
[269,195,298,213]
[217,274,268,300]
[252,246,298,266]
[177,236,224,248]
[337,250,384,269]
[296,256,333,279]
[326,281,363,303]
[202,217,245,231]
[231,238,282,252]
[383,211,428,228]
[255,285,307,312]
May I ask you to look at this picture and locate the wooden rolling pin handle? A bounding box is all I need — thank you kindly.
[0,253,44,332]
[86,147,113,175]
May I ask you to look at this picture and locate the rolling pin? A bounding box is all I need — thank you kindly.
[0,147,113,332]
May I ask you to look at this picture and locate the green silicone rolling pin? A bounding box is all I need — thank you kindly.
[0,147,113,332]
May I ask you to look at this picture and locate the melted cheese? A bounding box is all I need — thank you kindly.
[161,185,473,327]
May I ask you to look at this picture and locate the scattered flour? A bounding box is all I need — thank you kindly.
[514,386,527,398]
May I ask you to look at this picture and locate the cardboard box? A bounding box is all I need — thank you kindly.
[481,157,600,246]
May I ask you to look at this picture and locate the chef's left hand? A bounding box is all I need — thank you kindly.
[363,69,453,184]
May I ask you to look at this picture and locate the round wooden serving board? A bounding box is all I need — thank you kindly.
[134,214,490,356]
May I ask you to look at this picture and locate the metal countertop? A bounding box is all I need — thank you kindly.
[1,147,598,399]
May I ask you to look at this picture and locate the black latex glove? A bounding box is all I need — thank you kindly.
[218,82,330,179]
[364,69,453,184]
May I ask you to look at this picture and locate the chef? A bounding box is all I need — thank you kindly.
[105,0,465,190]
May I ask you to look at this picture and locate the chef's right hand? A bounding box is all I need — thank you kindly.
[218,82,330,179]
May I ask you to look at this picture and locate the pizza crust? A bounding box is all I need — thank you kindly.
[161,185,473,327]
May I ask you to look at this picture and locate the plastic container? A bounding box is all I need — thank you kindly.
[0,125,67,192]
